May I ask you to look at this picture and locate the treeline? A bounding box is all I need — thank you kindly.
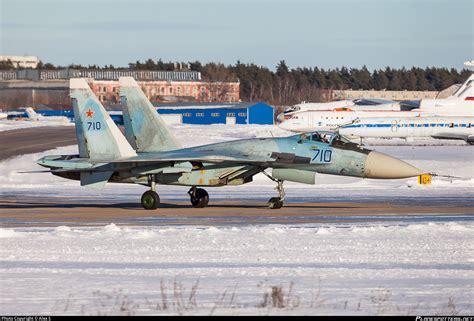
[198,61,471,104]
[1,58,471,105]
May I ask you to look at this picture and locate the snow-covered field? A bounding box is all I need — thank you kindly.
[0,119,73,132]
[1,123,473,315]
[1,223,472,315]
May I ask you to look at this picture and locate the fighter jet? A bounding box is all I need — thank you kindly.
[36,78,424,210]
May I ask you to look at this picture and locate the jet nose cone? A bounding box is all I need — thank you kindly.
[276,113,285,123]
[278,121,290,130]
[364,151,424,179]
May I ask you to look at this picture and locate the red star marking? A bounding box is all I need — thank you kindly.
[86,109,94,118]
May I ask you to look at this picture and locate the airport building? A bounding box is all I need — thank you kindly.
[30,102,275,125]
[332,89,439,100]
[91,79,240,103]
[154,102,274,125]
[0,69,240,109]
[0,55,40,69]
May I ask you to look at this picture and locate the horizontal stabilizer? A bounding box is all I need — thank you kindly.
[80,171,113,189]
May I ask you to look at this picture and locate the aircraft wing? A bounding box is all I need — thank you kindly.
[431,133,473,143]
[399,100,421,109]
[100,148,312,166]
[353,98,396,105]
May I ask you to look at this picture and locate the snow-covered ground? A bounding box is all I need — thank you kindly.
[0,119,73,132]
[1,124,473,315]
[1,223,472,315]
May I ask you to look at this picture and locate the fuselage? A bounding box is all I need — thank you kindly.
[339,116,474,142]
[279,100,473,133]
[279,110,423,132]
[38,132,423,186]
[277,101,403,122]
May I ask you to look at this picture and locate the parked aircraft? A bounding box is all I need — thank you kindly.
[277,99,404,122]
[279,74,474,132]
[339,116,474,145]
[35,78,424,210]
[402,74,474,114]
[24,107,70,122]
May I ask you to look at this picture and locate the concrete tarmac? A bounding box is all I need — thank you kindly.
[1,195,473,227]
[0,126,76,160]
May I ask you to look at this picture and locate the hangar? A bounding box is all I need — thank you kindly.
[155,102,275,125]
[21,102,275,125]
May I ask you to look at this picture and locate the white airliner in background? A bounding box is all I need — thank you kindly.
[277,98,405,122]
[339,116,474,145]
[278,74,474,133]
[24,107,70,122]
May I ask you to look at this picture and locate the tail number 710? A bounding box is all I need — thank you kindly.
[87,121,101,130]
[312,149,332,163]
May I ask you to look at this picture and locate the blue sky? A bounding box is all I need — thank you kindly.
[1,0,472,70]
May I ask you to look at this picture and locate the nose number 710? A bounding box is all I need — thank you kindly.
[312,149,332,163]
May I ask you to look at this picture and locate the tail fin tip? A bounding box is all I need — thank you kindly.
[119,77,139,87]
[70,78,90,89]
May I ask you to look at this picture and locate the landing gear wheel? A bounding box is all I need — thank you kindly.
[141,190,160,210]
[268,197,284,209]
[190,188,209,208]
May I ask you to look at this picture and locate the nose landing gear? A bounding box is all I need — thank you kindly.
[268,180,285,209]
[261,170,285,209]
[188,187,209,208]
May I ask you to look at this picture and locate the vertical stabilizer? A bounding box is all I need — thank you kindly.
[451,74,474,100]
[25,107,41,120]
[119,77,181,152]
[70,78,137,161]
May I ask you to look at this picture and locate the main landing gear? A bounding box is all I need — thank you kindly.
[262,171,285,209]
[141,175,160,210]
[140,175,210,210]
[188,187,209,208]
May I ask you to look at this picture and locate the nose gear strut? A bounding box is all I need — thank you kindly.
[261,170,285,209]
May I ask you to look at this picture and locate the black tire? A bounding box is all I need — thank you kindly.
[268,197,284,209]
[141,190,160,210]
[191,188,209,208]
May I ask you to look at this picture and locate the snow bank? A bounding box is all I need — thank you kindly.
[0,228,21,238]
[0,120,73,132]
[0,145,78,188]
[0,222,472,315]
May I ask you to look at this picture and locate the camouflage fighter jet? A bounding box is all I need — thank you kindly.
[36,78,424,210]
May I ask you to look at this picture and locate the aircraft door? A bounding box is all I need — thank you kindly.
[409,121,416,136]
[226,116,236,125]
[391,120,398,133]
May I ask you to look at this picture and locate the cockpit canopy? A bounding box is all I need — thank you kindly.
[285,105,302,113]
[296,131,358,147]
